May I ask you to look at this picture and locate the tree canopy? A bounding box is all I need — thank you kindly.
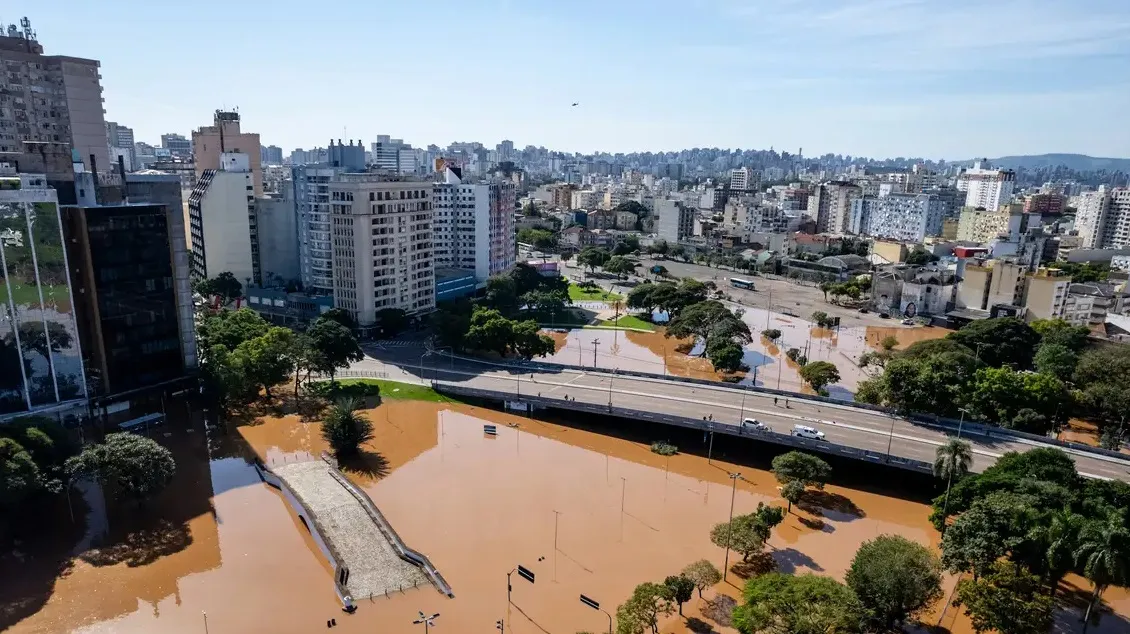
[771,451,832,489]
[845,535,942,630]
[946,317,1040,369]
[732,573,863,634]
[194,271,243,304]
[953,560,1055,634]
[66,433,176,502]
[799,361,840,395]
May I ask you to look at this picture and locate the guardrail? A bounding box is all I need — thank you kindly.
[430,350,1130,465]
[433,382,934,474]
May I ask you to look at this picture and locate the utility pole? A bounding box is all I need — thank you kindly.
[553,510,561,581]
[592,339,600,367]
[723,472,742,581]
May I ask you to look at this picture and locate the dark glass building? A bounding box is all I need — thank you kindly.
[62,203,188,396]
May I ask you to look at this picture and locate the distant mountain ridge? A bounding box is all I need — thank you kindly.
[960,154,1130,172]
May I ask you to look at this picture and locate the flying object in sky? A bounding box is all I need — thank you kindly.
[571,102,579,106]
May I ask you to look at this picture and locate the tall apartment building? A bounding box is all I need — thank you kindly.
[730,167,756,191]
[187,153,260,286]
[260,144,284,165]
[292,165,337,294]
[956,205,1024,243]
[1024,192,1066,215]
[328,175,435,324]
[957,160,1016,210]
[1075,187,1130,250]
[327,139,365,170]
[161,133,192,157]
[0,19,109,181]
[105,121,134,168]
[809,181,861,234]
[1022,268,1071,321]
[0,171,87,417]
[431,167,516,282]
[656,199,693,243]
[192,110,263,196]
[849,193,945,242]
[371,135,417,174]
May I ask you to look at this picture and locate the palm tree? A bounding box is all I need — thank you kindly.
[321,397,374,458]
[1045,509,1085,597]
[1074,512,1130,633]
[935,438,973,530]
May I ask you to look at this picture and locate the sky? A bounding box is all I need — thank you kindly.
[7,0,1130,160]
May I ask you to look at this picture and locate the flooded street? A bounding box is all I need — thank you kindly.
[4,398,1126,633]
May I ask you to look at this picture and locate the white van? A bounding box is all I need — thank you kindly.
[791,424,825,440]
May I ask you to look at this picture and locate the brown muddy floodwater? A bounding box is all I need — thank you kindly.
[5,399,1128,634]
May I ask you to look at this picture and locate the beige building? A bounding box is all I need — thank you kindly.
[0,21,109,178]
[1022,268,1071,321]
[809,181,862,234]
[956,259,1027,311]
[187,153,260,286]
[872,240,908,264]
[955,205,1024,244]
[329,175,434,325]
[192,110,263,196]
[941,217,959,240]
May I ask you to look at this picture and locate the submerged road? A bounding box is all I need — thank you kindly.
[346,351,1130,482]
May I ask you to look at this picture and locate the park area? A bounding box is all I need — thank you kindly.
[4,384,1129,634]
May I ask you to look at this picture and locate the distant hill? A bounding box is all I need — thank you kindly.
[959,154,1130,172]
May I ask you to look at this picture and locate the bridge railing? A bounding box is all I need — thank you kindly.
[433,381,935,474]
[428,350,1130,465]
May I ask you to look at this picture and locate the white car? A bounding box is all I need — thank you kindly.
[741,418,768,431]
[791,424,826,440]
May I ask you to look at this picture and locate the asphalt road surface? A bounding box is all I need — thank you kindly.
[350,351,1130,482]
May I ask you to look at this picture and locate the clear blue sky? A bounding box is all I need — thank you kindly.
[9,0,1130,159]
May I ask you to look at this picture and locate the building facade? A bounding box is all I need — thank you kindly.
[0,172,87,416]
[655,199,693,243]
[0,21,109,180]
[956,205,1024,243]
[255,192,299,284]
[329,175,434,325]
[431,168,516,282]
[1074,187,1130,250]
[809,181,861,234]
[957,160,1016,210]
[187,153,259,286]
[849,193,944,242]
[291,165,337,294]
[192,110,263,196]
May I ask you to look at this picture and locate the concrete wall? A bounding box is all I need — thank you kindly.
[200,172,256,284]
[256,195,299,283]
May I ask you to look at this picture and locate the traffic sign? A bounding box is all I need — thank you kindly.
[579,594,599,610]
[517,565,535,583]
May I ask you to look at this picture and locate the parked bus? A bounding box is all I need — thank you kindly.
[729,277,754,290]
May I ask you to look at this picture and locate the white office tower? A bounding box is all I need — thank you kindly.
[431,166,516,283]
[188,152,260,286]
[293,165,338,294]
[957,160,1016,210]
[730,167,755,191]
[329,175,435,324]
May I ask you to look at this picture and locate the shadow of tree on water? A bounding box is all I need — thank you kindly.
[797,489,865,521]
[701,594,736,628]
[338,450,390,480]
[730,551,777,580]
[772,547,824,573]
[79,518,193,568]
[686,616,716,633]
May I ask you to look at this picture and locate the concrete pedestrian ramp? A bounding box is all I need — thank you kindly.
[261,457,452,602]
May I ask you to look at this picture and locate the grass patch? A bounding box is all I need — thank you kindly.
[567,283,622,302]
[599,314,656,331]
[311,379,448,403]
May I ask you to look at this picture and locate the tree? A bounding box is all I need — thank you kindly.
[771,451,832,489]
[905,247,938,266]
[194,271,243,304]
[511,320,556,360]
[604,256,637,278]
[651,265,668,278]
[934,438,973,482]
[197,307,270,353]
[781,479,805,514]
[0,437,43,510]
[866,339,983,416]
[711,513,767,562]
[967,366,1069,432]
[321,398,374,458]
[307,317,364,383]
[319,307,358,332]
[231,326,296,398]
[819,282,833,302]
[663,575,695,615]
[751,502,786,542]
[761,328,781,342]
[522,289,567,317]
[681,559,721,599]
[376,308,410,336]
[616,582,674,634]
[954,560,1055,634]
[947,317,1040,369]
[577,246,611,273]
[666,301,749,352]
[941,493,1025,578]
[627,283,665,314]
[484,275,521,316]
[708,343,743,373]
[517,227,556,250]
[1075,511,1130,630]
[1033,343,1078,381]
[810,310,831,328]
[846,535,942,630]
[1074,346,1130,424]
[799,361,840,394]
[732,573,863,634]
[66,433,176,502]
[1031,318,1091,352]
[431,299,473,350]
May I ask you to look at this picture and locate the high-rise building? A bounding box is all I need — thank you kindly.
[260,145,284,165]
[328,175,435,324]
[61,198,195,398]
[255,191,299,284]
[105,121,135,169]
[809,181,861,234]
[730,167,756,191]
[957,160,1016,211]
[192,110,263,196]
[161,133,192,158]
[656,199,693,243]
[371,136,416,174]
[327,140,365,170]
[431,167,516,282]
[0,171,87,417]
[0,19,109,181]
[1074,187,1110,249]
[956,205,1025,244]
[292,165,337,294]
[187,153,260,286]
[496,140,514,162]
[849,193,945,242]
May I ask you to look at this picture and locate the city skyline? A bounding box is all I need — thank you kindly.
[7,0,1130,160]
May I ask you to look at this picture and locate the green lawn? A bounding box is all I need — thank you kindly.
[598,314,656,331]
[333,379,448,402]
[567,283,622,302]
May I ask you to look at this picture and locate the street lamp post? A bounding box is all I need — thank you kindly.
[607,369,615,409]
[580,594,613,634]
[940,408,970,529]
[722,472,742,582]
[412,611,440,633]
[885,415,897,462]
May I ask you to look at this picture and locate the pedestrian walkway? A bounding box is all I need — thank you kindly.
[272,460,433,600]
